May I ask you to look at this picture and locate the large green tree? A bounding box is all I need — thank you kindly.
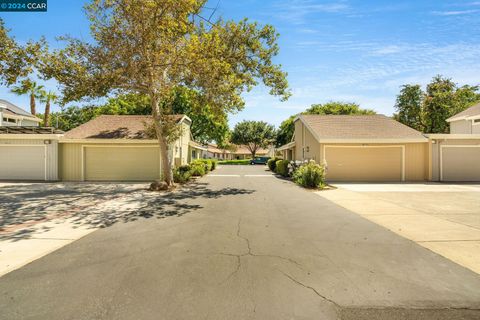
[0,18,44,86]
[395,76,480,133]
[394,84,424,132]
[39,90,58,126]
[231,120,276,158]
[43,0,290,185]
[276,102,376,146]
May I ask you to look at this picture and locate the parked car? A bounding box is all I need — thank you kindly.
[250,157,270,165]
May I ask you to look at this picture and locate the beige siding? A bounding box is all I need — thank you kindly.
[294,120,320,162]
[59,143,83,181]
[0,138,58,180]
[404,143,428,181]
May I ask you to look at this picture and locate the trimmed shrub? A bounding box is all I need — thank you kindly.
[190,161,206,176]
[211,160,217,171]
[173,165,192,184]
[292,161,326,189]
[218,159,251,165]
[267,158,280,171]
[275,160,290,177]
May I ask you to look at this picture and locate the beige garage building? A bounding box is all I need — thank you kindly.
[60,115,192,182]
[278,115,429,182]
[0,128,62,181]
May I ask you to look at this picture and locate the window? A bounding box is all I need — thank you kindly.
[3,117,16,123]
[474,119,480,124]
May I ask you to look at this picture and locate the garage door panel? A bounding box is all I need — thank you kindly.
[325,147,403,182]
[85,146,160,181]
[442,147,480,182]
[0,146,45,180]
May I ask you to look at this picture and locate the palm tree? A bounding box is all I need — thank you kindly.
[39,90,58,127]
[10,79,44,115]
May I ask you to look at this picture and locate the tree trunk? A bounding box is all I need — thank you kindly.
[30,94,36,115]
[151,93,174,186]
[44,99,50,127]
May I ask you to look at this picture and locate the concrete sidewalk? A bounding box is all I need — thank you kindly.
[318,183,480,274]
[0,183,147,277]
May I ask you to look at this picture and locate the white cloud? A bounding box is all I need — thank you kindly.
[273,0,350,24]
[432,9,479,16]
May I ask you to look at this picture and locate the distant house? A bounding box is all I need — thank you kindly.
[0,99,42,127]
[447,102,480,134]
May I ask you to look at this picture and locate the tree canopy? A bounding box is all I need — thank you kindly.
[276,102,376,146]
[394,75,480,133]
[42,0,290,185]
[231,120,276,158]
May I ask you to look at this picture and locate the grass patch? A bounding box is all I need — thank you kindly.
[218,159,251,165]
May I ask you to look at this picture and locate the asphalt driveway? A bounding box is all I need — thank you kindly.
[0,166,480,319]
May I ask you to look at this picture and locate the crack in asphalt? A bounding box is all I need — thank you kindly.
[219,217,305,284]
[278,269,340,310]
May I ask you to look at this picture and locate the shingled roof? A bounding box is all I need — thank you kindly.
[447,102,480,122]
[299,114,426,141]
[64,115,187,139]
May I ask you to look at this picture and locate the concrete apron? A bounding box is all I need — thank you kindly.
[317,186,480,275]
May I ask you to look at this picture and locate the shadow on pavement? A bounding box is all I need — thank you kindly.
[0,181,254,241]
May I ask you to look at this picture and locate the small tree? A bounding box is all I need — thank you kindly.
[43,0,290,186]
[11,79,44,115]
[39,90,58,126]
[231,120,276,158]
[394,84,424,132]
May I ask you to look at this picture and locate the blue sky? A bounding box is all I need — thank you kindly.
[1,0,480,127]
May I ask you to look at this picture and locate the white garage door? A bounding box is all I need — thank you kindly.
[84,146,160,181]
[441,146,480,181]
[0,145,45,180]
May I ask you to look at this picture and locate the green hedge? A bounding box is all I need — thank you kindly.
[173,165,192,183]
[218,159,251,165]
[190,161,207,176]
[275,160,290,177]
[267,158,280,171]
[292,161,326,189]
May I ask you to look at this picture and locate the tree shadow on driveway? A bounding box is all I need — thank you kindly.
[0,182,254,241]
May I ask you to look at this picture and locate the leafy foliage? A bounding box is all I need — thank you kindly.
[394,75,480,133]
[394,84,424,132]
[43,0,290,185]
[231,120,275,158]
[267,157,280,171]
[292,161,326,189]
[10,79,44,115]
[0,19,45,86]
[173,165,192,184]
[275,159,290,177]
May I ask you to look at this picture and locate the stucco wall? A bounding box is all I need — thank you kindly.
[0,137,58,180]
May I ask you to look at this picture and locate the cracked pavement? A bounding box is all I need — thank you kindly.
[0,165,480,319]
